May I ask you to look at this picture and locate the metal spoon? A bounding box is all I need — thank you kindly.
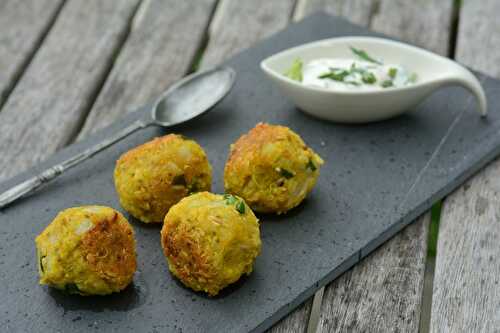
[0,66,236,209]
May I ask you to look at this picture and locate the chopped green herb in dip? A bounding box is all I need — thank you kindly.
[284,59,303,82]
[283,47,417,90]
[349,46,382,65]
[388,67,398,79]
[381,80,393,88]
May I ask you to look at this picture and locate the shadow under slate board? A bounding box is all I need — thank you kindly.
[1,12,500,333]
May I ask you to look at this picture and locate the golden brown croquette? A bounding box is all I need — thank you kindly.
[224,123,324,214]
[114,134,212,223]
[35,206,136,295]
[161,192,261,296]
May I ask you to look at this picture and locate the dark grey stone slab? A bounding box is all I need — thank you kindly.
[1,13,500,332]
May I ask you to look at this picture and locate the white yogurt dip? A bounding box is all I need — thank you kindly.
[284,47,417,91]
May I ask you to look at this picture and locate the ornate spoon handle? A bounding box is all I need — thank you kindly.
[0,119,150,209]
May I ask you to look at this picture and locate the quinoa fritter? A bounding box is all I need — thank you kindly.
[35,206,136,295]
[161,192,261,296]
[114,134,212,223]
[224,123,324,214]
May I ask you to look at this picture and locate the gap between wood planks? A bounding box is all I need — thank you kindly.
[68,0,220,145]
[419,1,462,332]
[447,0,461,59]
[0,0,66,113]
[62,0,142,146]
[186,0,221,73]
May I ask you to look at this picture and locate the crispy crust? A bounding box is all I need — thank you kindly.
[117,135,177,164]
[160,192,261,296]
[227,123,304,163]
[162,221,217,285]
[82,210,136,291]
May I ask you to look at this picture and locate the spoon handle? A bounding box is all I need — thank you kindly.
[0,119,149,209]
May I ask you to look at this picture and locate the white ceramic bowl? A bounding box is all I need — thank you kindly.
[260,36,487,123]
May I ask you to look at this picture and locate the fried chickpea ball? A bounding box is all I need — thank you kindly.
[35,206,136,296]
[224,123,324,214]
[114,134,212,223]
[161,192,261,296]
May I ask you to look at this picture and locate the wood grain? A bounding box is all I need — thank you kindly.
[431,1,500,332]
[454,0,500,77]
[294,1,454,332]
[293,0,375,25]
[317,216,429,332]
[371,0,453,56]
[0,0,140,182]
[77,0,217,139]
[200,0,297,69]
[296,0,454,56]
[0,0,64,107]
[269,304,313,333]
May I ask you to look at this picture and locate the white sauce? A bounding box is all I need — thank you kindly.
[302,58,414,91]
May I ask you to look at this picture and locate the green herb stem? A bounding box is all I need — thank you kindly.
[318,69,350,81]
[350,46,382,65]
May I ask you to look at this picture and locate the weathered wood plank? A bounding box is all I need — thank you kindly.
[432,176,500,332]
[454,0,500,77]
[0,0,64,107]
[294,1,454,332]
[269,304,312,333]
[200,0,297,70]
[296,0,453,55]
[293,0,375,26]
[77,0,218,138]
[371,0,454,56]
[0,0,140,182]
[318,215,429,332]
[431,1,500,332]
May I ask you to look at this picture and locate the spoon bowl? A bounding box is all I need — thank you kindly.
[152,66,236,126]
[261,36,487,123]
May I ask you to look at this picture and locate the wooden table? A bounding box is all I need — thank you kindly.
[1,1,498,332]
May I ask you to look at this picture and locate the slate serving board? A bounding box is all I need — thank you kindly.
[1,12,500,332]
